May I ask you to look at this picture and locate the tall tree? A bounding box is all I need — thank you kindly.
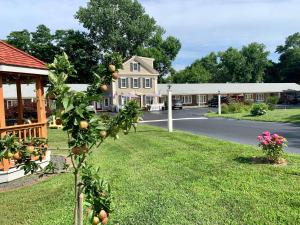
[75,0,159,57]
[276,32,300,83]
[54,30,100,83]
[30,25,57,63]
[241,43,270,82]
[75,0,181,80]
[6,30,31,52]
[136,29,181,81]
[217,47,246,82]
[6,25,100,83]
[172,61,211,83]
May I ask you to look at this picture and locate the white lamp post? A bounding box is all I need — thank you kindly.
[167,84,173,132]
[218,90,221,115]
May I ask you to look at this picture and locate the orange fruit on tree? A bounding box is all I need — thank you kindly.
[108,64,116,72]
[112,72,119,80]
[13,151,22,160]
[100,131,107,139]
[100,84,108,92]
[26,145,35,154]
[80,120,89,129]
[102,217,108,224]
[99,210,107,220]
[92,216,100,225]
[71,146,88,155]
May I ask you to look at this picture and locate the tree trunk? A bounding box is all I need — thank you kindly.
[74,171,79,225]
[78,193,84,225]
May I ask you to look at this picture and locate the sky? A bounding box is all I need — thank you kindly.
[1,0,300,70]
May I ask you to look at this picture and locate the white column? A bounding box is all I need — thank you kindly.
[218,91,221,115]
[168,89,173,132]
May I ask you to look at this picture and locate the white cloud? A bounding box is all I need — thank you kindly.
[141,0,300,67]
[1,0,299,68]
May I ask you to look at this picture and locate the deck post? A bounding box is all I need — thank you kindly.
[0,74,6,136]
[36,76,47,138]
[16,78,24,125]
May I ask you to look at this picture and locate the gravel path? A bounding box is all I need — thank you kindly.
[0,155,68,191]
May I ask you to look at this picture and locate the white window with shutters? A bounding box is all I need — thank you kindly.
[145,78,151,88]
[120,78,127,88]
[130,62,140,72]
[133,78,139,88]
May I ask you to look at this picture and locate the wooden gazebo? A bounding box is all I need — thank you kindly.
[0,40,48,173]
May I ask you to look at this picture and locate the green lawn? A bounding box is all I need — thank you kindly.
[206,108,300,124]
[1,126,300,224]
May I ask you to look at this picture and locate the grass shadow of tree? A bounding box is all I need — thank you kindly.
[234,156,270,164]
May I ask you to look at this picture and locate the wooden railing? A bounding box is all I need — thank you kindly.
[0,122,48,172]
[0,122,47,141]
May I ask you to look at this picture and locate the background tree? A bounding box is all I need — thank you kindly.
[30,25,57,63]
[172,61,211,83]
[75,0,181,81]
[6,30,31,52]
[136,30,181,81]
[54,30,100,83]
[6,25,100,83]
[173,43,269,83]
[276,32,300,83]
[240,42,270,82]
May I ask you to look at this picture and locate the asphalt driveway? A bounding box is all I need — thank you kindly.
[141,108,300,154]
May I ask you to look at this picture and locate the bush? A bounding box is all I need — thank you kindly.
[257,131,287,162]
[266,96,279,111]
[250,103,268,116]
[221,104,229,114]
[228,102,244,113]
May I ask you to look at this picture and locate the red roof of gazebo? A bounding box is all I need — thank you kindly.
[0,40,47,70]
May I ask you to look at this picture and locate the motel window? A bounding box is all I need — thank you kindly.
[245,94,253,100]
[256,93,264,102]
[174,95,181,100]
[121,78,127,88]
[145,78,151,88]
[133,78,139,88]
[183,96,192,104]
[199,95,207,104]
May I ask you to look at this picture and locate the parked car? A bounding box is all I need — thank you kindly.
[172,100,183,109]
[208,96,229,107]
[163,100,183,110]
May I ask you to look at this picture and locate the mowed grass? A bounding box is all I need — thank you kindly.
[1,126,300,224]
[206,108,300,124]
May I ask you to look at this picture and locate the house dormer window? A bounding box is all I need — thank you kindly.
[130,62,140,72]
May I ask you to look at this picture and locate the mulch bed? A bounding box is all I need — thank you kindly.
[0,155,68,192]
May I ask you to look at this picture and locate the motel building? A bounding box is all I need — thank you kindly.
[2,56,300,113]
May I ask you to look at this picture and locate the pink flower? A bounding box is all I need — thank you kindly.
[276,140,283,145]
[265,136,272,142]
[272,134,279,139]
[262,140,269,146]
[262,131,270,137]
[257,135,263,141]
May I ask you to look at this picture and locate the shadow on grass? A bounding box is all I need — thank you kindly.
[287,114,300,124]
[234,156,270,164]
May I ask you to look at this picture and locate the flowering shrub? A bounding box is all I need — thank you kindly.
[257,131,287,162]
[251,103,268,116]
